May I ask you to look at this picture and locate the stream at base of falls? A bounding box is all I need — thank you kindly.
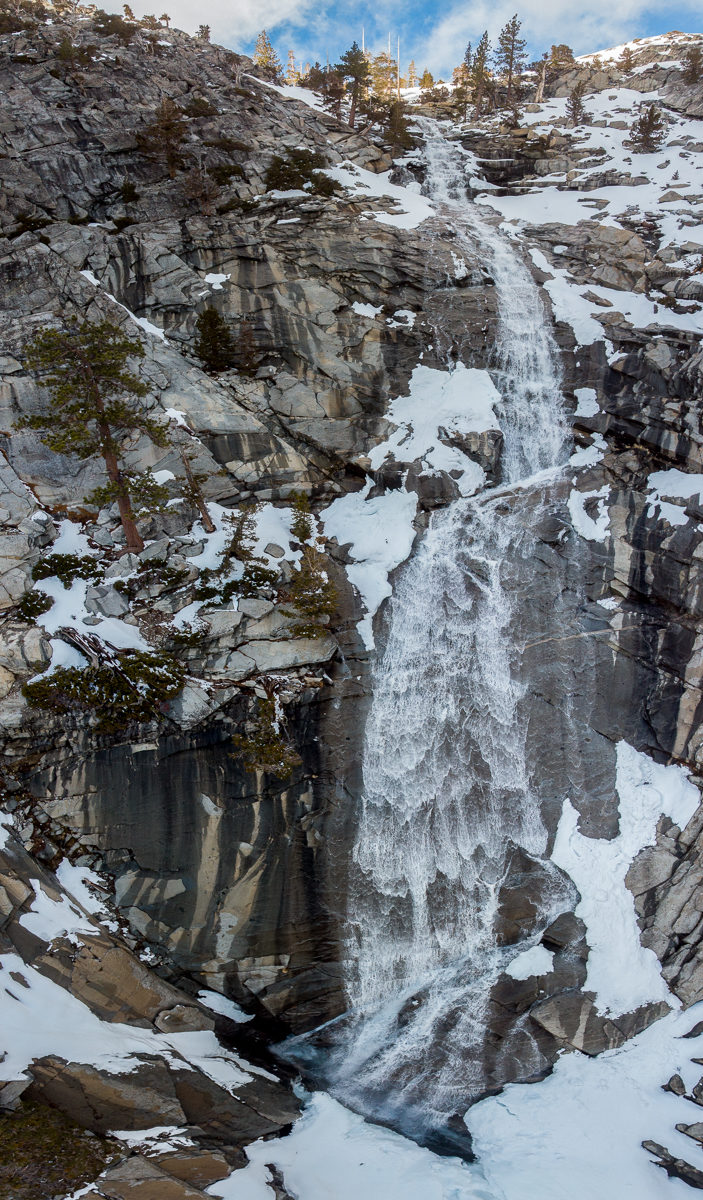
[282,119,578,1154]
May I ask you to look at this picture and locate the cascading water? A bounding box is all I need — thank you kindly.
[283,121,575,1150]
[324,121,574,1145]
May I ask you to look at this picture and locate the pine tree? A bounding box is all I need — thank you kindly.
[322,70,345,120]
[682,45,702,85]
[21,319,169,554]
[420,67,433,88]
[566,80,587,125]
[159,12,170,26]
[253,30,282,82]
[233,318,260,376]
[630,104,665,152]
[386,100,414,150]
[619,46,635,72]
[194,307,236,372]
[471,31,492,115]
[197,24,210,41]
[494,13,526,106]
[122,4,134,17]
[178,447,215,533]
[137,98,187,178]
[370,50,396,101]
[336,41,371,128]
[286,48,296,84]
[183,165,219,214]
[463,42,473,71]
[549,43,574,69]
[407,59,417,87]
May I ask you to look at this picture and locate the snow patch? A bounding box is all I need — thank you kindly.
[568,485,610,541]
[552,741,699,1016]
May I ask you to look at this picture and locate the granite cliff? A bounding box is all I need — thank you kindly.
[1,8,703,1195]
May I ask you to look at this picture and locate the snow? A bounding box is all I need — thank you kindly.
[468,1003,703,1200]
[322,483,418,650]
[552,741,699,1017]
[353,301,383,319]
[386,309,417,329]
[647,467,703,529]
[505,943,555,980]
[204,273,230,290]
[321,365,500,647]
[28,520,150,667]
[109,1126,195,1150]
[197,988,253,1024]
[530,249,610,348]
[19,879,95,943]
[568,432,607,467]
[368,364,500,496]
[209,1092,493,1200]
[574,386,599,417]
[252,78,326,111]
[79,267,167,340]
[567,484,611,541]
[327,162,434,230]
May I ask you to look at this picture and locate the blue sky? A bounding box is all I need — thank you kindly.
[132,0,702,77]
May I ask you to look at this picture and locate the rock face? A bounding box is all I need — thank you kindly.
[0,830,301,1194]
[1,4,703,1166]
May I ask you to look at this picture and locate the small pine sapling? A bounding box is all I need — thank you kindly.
[179,446,216,533]
[137,98,187,177]
[566,81,587,126]
[231,680,301,779]
[193,306,236,372]
[290,490,313,542]
[619,46,635,73]
[682,45,702,85]
[630,104,666,152]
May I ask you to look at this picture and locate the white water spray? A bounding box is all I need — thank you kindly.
[331,122,572,1138]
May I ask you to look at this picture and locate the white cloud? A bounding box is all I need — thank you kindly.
[408,0,703,77]
[124,0,702,77]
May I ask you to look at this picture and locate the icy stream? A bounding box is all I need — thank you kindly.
[326,122,574,1144]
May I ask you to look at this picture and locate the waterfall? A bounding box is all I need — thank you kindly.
[325,121,573,1145]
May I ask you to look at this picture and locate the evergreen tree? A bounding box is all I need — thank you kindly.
[471,31,492,115]
[619,46,635,72]
[370,50,396,100]
[194,307,236,372]
[178,446,215,532]
[682,45,702,85]
[322,70,345,120]
[123,5,135,18]
[407,59,417,87]
[302,61,326,91]
[494,13,526,106]
[137,98,187,178]
[21,319,169,554]
[549,43,574,69]
[566,80,587,125]
[286,48,296,83]
[93,8,134,44]
[385,100,414,150]
[253,29,282,81]
[420,67,433,88]
[336,41,371,128]
[630,104,666,152]
[463,41,473,71]
[197,24,210,41]
[183,165,219,214]
[159,12,170,26]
